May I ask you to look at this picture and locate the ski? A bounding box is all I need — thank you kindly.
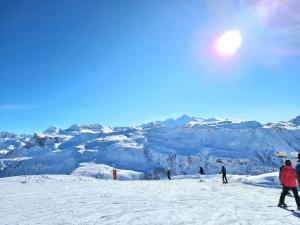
[278,206,299,213]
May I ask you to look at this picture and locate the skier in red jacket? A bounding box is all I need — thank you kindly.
[278,160,300,210]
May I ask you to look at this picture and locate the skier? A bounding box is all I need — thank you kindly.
[167,169,171,180]
[279,164,285,185]
[113,167,117,180]
[220,166,228,183]
[279,164,292,196]
[295,160,300,188]
[278,160,300,210]
[199,166,205,182]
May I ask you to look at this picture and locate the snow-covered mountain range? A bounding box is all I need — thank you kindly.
[1,115,300,179]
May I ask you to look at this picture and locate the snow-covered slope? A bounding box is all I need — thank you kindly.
[71,163,143,180]
[1,115,300,178]
[1,174,300,225]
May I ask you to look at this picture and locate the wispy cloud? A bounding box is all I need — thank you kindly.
[0,104,34,111]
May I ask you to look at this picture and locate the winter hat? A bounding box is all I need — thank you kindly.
[285,160,292,166]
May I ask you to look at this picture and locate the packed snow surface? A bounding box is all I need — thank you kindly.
[1,174,300,225]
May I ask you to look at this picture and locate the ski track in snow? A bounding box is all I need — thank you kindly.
[0,175,300,225]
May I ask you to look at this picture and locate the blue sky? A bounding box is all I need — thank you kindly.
[1,0,300,133]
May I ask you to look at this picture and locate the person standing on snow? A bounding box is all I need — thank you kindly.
[220,166,228,183]
[279,164,285,185]
[112,167,117,180]
[199,166,205,182]
[295,160,300,188]
[167,169,171,180]
[278,160,300,210]
[279,164,292,196]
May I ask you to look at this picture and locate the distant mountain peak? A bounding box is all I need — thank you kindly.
[289,116,300,126]
[205,117,219,122]
[44,126,59,134]
[178,114,193,120]
[153,114,197,127]
[80,124,103,130]
[68,124,80,130]
[142,115,223,128]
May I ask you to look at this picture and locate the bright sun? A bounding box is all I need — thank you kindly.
[216,30,242,56]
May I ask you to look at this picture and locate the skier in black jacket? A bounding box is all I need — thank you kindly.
[279,165,285,185]
[295,160,300,188]
[199,167,205,182]
[167,169,171,180]
[220,166,228,183]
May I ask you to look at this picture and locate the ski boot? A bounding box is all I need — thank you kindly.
[278,203,288,208]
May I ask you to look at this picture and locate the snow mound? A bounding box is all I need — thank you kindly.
[71,163,143,180]
[240,172,281,188]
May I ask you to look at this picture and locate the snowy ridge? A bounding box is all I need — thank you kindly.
[1,115,300,179]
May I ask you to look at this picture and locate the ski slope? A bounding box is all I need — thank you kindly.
[1,175,300,225]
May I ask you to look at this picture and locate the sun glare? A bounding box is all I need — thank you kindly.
[216,30,242,56]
